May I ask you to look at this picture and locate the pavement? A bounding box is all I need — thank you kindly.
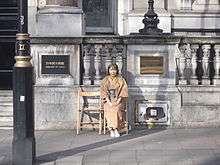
[0,128,220,165]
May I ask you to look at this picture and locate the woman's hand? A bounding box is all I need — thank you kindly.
[106,98,113,106]
[116,97,122,105]
[108,101,113,106]
[111,97,121,106]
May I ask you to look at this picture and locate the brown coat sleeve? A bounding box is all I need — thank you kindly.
[100,76,109,103]
[117,77,128,98]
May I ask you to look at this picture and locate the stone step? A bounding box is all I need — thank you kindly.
[0,126,13,130]
[0,115,13,129]
[0,116,13,122]
[0,91,13,129]
[0,102,13,106]
[0,102,13,111]
[0,95,13,103]
[0,91,13,97]
[0,111,13,117]
[0,121,13,128]
[0,103,13,117]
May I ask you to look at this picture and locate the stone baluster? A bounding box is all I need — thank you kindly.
[105,47,112,75]
[115,45,124,75]
[116,56,123,75]
[196,44,204,85]
[121,46,127,77]
[94,45,102,84]
[215,46,220,79]
[190,44,199,81]
[203,45,210,77]
[178,43,187,84]
[202,45,210,85]
[99,45,108,77]
[183,43,193,85]
[83,45,94,85]
[111,45,118,65]
[208,44,216,85]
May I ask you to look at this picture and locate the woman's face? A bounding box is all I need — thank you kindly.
[109,67,117,77]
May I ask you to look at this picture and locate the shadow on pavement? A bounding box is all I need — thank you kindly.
[36,128,166,164]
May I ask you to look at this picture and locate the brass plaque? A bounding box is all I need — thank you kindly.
[41,55,69,74]
[140,56,163,74]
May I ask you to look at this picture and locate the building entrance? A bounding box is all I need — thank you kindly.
[0,0,17,89]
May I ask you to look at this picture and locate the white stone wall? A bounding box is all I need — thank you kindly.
[28,0,84,37]
[118,0,220,35]
[31,42,80,130]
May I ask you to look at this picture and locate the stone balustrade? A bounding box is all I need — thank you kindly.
[82,37,126,85]
[176,37,220,85]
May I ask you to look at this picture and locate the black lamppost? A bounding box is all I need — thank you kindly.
[12,0,35,164]
[139,0,163,35]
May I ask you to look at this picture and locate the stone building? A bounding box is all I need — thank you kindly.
[0,0,220,130]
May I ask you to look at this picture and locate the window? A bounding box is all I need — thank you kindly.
[83,0,117,34]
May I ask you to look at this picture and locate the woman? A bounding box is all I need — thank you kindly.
[100,64,128,137]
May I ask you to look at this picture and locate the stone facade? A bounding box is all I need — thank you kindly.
[25,0,220,130]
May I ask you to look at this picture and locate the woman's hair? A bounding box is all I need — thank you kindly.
[107,63,119,75]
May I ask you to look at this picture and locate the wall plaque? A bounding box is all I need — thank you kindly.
[135,100,169,125]
[41,55,69,74]
[140,56,163,74]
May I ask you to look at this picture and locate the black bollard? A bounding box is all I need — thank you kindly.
[12,0,35,164]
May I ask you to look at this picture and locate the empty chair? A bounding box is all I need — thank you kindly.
[76,89,103,134]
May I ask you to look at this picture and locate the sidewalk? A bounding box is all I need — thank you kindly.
[0,128,220,165]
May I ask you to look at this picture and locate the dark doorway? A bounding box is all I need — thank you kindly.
[0,0,17,89]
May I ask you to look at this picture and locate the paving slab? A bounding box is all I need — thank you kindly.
[0,128,220,165]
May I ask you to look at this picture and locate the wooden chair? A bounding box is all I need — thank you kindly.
[103,102,129,135]
[76,89,103,134]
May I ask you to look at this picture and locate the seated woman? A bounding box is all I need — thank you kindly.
[100,64,128,137]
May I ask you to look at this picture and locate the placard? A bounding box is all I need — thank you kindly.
[140,56,163,74]
[41,55,69,74]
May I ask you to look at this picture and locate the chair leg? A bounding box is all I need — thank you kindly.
[104,112,106,134]
[99,111,102,134]
[76,110,80,135]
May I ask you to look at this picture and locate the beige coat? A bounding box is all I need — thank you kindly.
[100,75,128,129]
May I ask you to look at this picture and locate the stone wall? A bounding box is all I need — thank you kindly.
[31,38,81,130]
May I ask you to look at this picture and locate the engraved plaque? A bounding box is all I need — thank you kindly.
[140,56,163,74]
[41,55,69,74]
